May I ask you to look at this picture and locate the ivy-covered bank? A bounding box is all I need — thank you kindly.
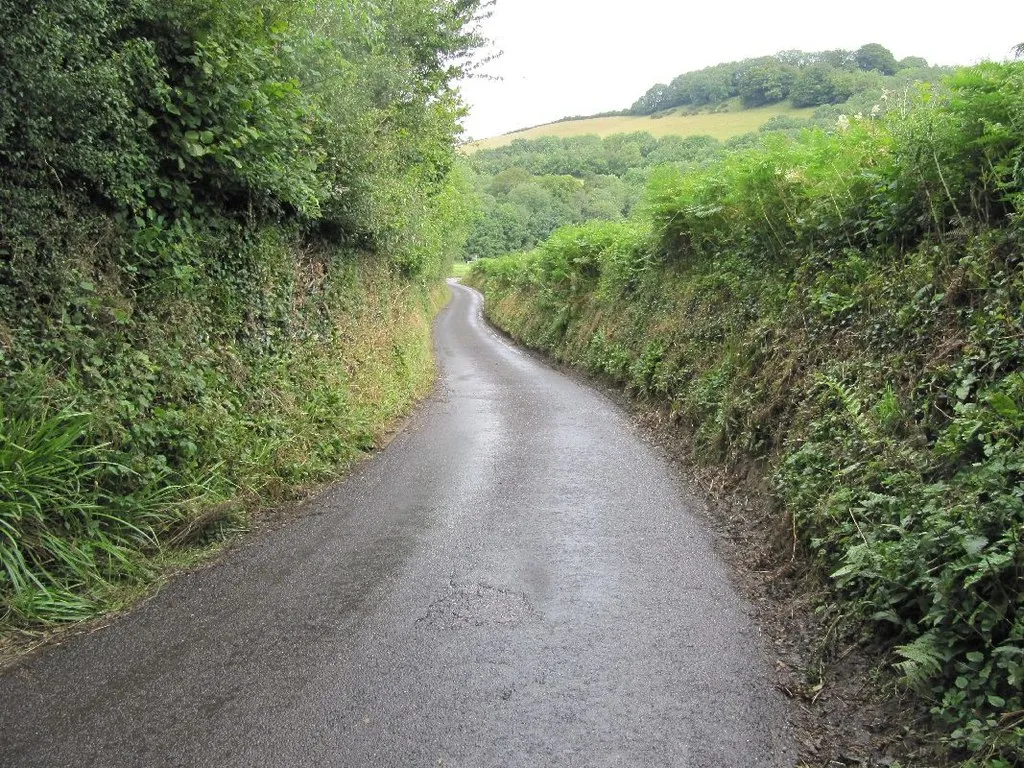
[469,62,1024,763]
[0,0,485,628]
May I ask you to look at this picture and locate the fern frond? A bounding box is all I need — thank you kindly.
[894,632,945,687]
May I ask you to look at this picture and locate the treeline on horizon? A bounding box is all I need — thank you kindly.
[469,58,1024,762]
[630,43,952,114]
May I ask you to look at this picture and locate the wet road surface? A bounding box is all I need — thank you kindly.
[0,282,793,767]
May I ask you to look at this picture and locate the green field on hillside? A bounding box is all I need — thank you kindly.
[466,102,816,150]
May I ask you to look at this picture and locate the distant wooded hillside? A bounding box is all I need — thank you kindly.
[468,44,953,150]
[630,43,951,114]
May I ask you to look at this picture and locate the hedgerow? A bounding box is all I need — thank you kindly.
[470,62,1024,762]
[0,0,485,625]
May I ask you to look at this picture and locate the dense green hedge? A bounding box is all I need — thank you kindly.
[470,62,1024,762]
[0,0,483,625]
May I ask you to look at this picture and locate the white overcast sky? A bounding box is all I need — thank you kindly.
[458,0,1024,140]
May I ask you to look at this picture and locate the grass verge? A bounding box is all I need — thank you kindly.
[1,260,449,649]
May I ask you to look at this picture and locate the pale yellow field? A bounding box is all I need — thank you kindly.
[465,103,816,151]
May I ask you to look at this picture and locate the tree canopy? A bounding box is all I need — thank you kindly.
[461,132,728,259]
[0,0,491,276]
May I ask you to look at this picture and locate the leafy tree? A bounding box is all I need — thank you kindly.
[813,49,857,69]
[489,167,533,196]
[897,55,929,70]
[645,135,721,166]
[737,59,797,107]
[790,64,854,107]
[855,43,898,75]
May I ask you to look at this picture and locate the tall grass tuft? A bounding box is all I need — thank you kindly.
[0,389,161,624]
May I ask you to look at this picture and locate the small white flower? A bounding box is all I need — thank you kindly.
[837,114,850,131]
[871,104,881,117]
[854,112,864,121]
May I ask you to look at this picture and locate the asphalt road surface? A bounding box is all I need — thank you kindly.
[0,282,794,767]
